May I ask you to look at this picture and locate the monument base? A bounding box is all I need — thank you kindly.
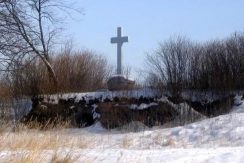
[107,75,135,91]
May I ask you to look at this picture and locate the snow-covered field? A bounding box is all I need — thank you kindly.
[0,97,244,162]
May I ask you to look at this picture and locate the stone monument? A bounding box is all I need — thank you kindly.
[107,27,135,91]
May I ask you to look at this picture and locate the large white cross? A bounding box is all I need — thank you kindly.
[111,27,129,75]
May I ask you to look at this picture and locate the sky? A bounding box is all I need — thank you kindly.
[64,0,244,75]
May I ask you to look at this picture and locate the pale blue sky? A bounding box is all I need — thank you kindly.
[65,0,244,73]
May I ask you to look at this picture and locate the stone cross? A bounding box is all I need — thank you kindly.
[111,27,129,75]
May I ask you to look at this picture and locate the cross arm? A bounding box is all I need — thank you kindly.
[111,36,129,44]
[111,37,118,44]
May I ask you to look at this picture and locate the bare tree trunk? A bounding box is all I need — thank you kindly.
[42,57,58,91]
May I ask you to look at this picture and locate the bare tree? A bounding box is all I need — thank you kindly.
[147,32,244,96]
[0,0,79,92]
[147,36,192,97]
[53,50,112,92]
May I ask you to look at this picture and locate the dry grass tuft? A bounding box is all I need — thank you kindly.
[4,149,79,163]
[0,130,89,151]
[51,150,79,163]
[0,122,84,162]
[0,120,90,152]
[13,150,46,163]
[122,135,132,149]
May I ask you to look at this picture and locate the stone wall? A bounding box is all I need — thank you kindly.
[98,101,179,129]
[22,95,235,129]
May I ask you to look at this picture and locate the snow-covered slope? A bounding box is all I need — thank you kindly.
[0,147,244,163]
[1,97,244,162]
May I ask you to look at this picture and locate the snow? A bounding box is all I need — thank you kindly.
[1,96,244,162]
[180,90,236,104]
[232,95,244,113]
[1,147,244,163]
[0,114,243,162]
[44,88,161,104]
[91,104,101,119]
[129,102,158,110]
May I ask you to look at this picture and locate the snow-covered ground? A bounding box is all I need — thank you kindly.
[0,97,244,162]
